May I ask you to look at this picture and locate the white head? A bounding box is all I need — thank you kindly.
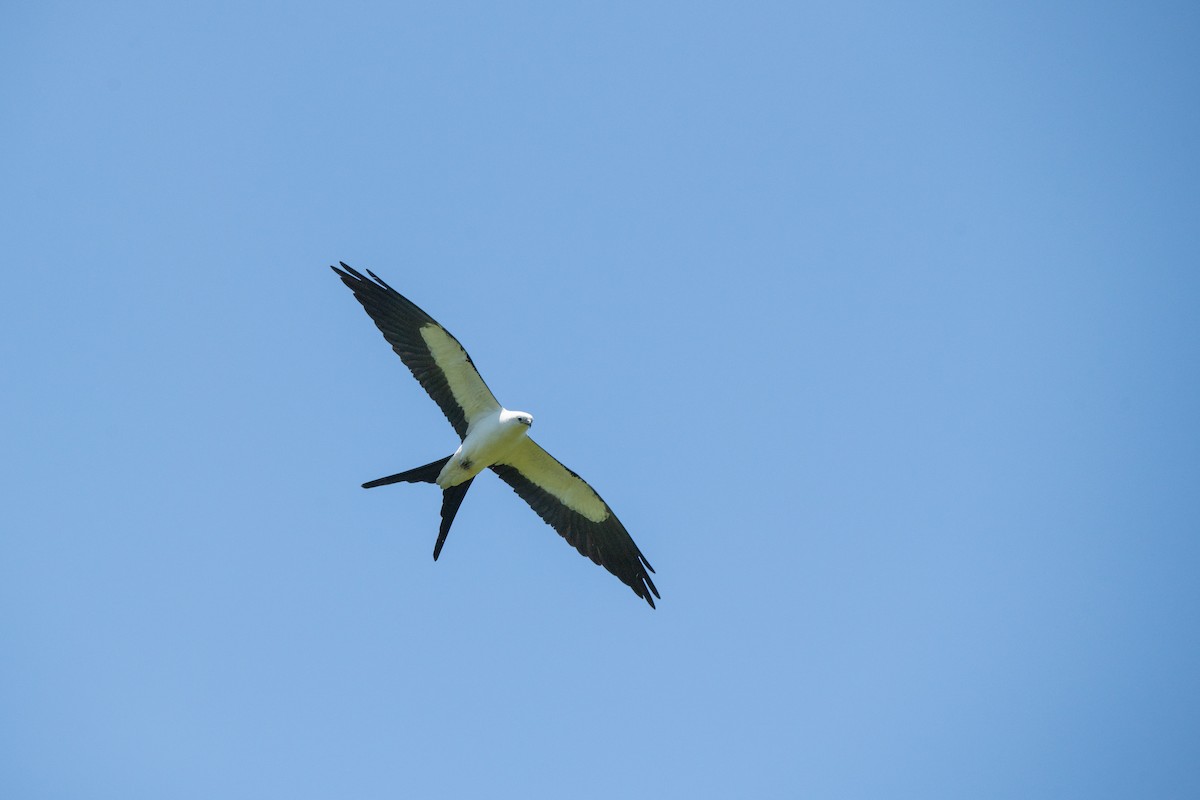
[501,408,534,428]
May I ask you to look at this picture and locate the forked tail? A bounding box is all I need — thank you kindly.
[362,456,451,488]
[361,455,475,561]
[434,478,474,560]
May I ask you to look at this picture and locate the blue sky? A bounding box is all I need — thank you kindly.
[3,2,1198,797]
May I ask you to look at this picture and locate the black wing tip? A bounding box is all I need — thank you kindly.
[636,570,661,608]
[330,261,357,278]
[329,261,392,288]
[330,263,409,306]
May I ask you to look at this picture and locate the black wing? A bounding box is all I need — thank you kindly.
[491,438,659,608]
[332,263,500,439]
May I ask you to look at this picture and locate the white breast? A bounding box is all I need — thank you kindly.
[436,408,529,487]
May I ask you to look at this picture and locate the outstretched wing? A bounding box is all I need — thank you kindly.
[491,438,659,608]
[332,263,501,439]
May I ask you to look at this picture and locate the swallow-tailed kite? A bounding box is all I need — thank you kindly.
[332,263,660,608]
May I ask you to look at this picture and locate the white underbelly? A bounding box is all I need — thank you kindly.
[436,409,527,487]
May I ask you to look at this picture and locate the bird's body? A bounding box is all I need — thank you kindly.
[332,263,660,607]
[437,408,532,488]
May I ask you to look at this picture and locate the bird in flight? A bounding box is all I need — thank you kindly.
[332,263,660,608]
